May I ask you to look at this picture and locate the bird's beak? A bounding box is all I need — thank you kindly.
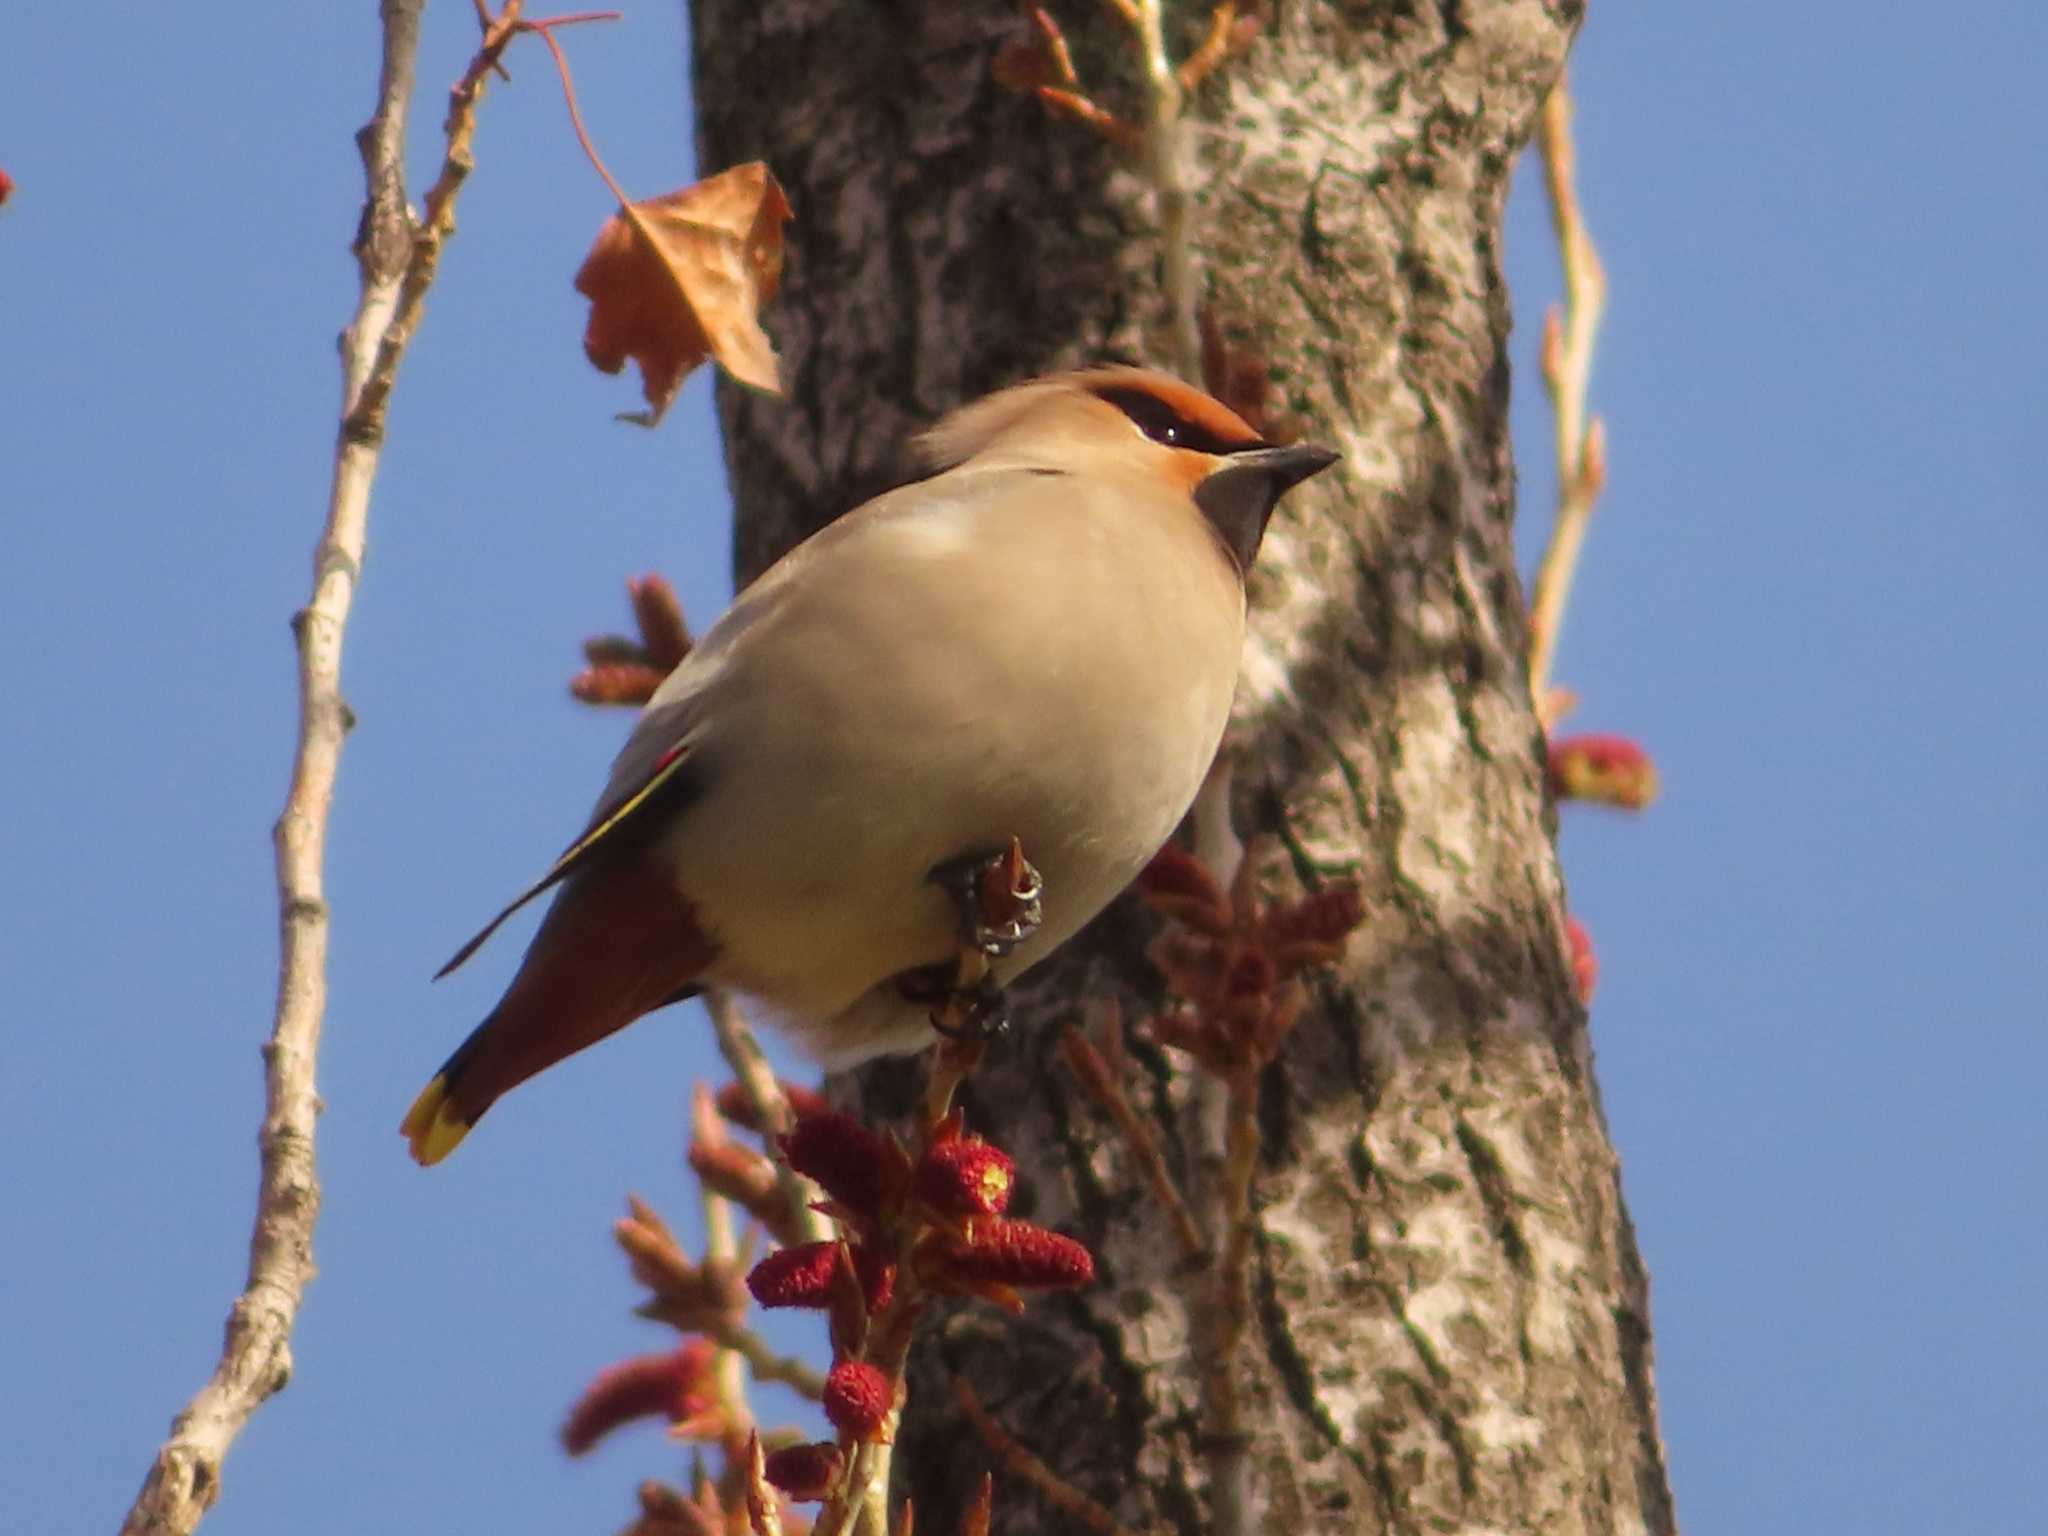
[1228,441,1342,490]
[1194,441,1341,571]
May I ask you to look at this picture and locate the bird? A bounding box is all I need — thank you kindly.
[401,366,1338,1164]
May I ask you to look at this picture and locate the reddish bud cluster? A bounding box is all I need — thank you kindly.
[713,1076,832,1133]
[614,1195,747,1334]
[1136,844,1365,1074]
[747,1110,1095,1315]
[1546,729,1655,1007]
[730,1104,1097,1486]
[592,1095,1085,1530]
[1549,733,1659,811]
[571,573,694,707]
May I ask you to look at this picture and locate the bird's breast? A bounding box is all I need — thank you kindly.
[654,471,1245,1024]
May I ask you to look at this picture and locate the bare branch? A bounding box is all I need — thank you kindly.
[119,4,523,1528]
[705,988,834,1247]
[1129,0,1199,382]
[1059,1013,1207,1262]
[1201,1061,1262,1535]
[1525,73,1610,715]
[952,1377,1145,1536]
[707,1320,830,1402]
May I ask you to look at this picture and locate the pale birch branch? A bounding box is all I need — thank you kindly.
[705,987,834,1248]
[1525,72,1610,716]
[119,3,519,1528]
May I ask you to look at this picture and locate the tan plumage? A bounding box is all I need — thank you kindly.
[402,367,1337,1163]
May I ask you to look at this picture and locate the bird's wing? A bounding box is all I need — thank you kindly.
[433,739,699,980]
[432,458,1080,986]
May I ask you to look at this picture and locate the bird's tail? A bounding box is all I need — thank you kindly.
[401,859,716,1165]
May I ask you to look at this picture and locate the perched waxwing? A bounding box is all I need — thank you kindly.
[402,367,1338,1163]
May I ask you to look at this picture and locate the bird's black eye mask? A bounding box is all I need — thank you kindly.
[1092,384,1267,457]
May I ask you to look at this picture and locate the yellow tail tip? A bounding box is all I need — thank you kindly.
[400,1076,471,1166]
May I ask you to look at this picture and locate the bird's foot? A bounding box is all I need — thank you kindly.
[928,837,1044,958]
[930,972,1012,1044]
[895,963,1012,1045]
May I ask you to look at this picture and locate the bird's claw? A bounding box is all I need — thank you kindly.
[907,839,1043,1051]
[929,837,1044,957]
[928,973,1012,1044]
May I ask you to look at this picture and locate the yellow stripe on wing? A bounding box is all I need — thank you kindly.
[432,742,694,981]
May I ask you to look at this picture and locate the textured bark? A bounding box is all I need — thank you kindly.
[691,3,1673,1533]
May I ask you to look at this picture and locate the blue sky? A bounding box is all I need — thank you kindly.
[3,3,2044,1532]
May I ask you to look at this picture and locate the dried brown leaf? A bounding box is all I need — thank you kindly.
[575,162,793,423]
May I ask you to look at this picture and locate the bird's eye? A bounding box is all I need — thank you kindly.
[1097,386,1199,449]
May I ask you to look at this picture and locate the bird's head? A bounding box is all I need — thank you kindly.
[915,367,1340,573]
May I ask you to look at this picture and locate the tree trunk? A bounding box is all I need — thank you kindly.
[691,2,1675,1532]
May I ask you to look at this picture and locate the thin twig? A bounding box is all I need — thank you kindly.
[1175,2,1241,93]
[921,959,991,1132]
[953,1378,1145,1536]
[1524,73,1609,714]
[1201,1062,1261,1535]
[819,942,1003,1536]
[697,1155,756,1450]
[348,2,530,432]
[705,1320,829,1402]
[1060,1016,1206,1262]
[118,4,435,1531]
[1128,0,1200,381]
[522,11,633,208]
[705,988,834,1247]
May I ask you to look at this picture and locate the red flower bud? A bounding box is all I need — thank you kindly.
[561,1340,717,1455]
[762,1440,844,1501]
[1566,916,1598,1005]
[822,1359,895,1441]
[1135,845,1233,936]
[688,1136,779,1212]
[1261,883,1366,974]
[569,661,671,707]
[926,1217,1095,1294]
[779,1110,906,1220]
[1549,734,1659,811]
[714,1077,831,1133]
[627,572,693,669]
[912,1136,1015,1219]
[746,1241,840,1309]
